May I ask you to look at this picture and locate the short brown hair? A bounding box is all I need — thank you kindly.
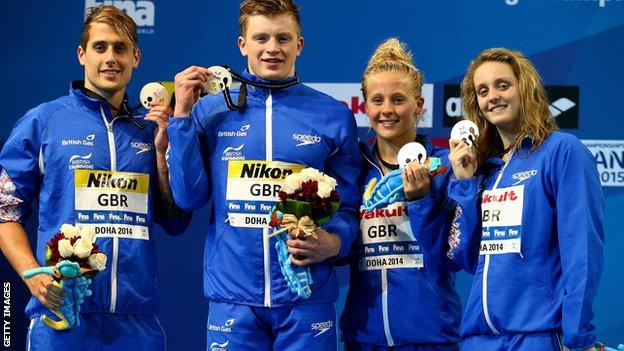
[239,0,301,37]
[461,47,557,166]
[80,5,138,51]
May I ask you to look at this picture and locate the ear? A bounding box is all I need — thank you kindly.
[238,36,247,57]
[77,46,86,66]
[133,48,141,68]
[296,36,304,56]
[414,96,425,117]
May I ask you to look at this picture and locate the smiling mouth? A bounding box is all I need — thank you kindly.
[262,58,283,64]
[488,104,507,113]
[100,69,121,76]
[379,119,399,127]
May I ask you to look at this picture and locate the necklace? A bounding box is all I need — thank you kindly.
[374,143,399,170]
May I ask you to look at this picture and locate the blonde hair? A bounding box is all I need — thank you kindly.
[239,0,301,37]
[81,5,138,52]
[461,47,557,166]
[362,38,424,102]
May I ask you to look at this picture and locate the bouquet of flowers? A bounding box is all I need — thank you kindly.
[23,223,107,330]
[268,168,340,299]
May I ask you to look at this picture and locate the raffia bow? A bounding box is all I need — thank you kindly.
[268,214,318,239]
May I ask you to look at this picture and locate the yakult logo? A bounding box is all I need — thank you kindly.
[482,190,518,204]
[85,0,155,32]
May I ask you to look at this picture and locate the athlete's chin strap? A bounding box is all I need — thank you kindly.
[212,65,300,111]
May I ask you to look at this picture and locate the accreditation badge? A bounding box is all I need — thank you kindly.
[74,170,150,240]
[225,160,305,228]
[358,202,424,271]
[479,185,524,255]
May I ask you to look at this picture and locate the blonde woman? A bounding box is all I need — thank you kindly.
[448,48,604,351]
[340,38,461,351]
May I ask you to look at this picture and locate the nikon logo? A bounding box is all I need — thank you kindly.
[240,163,293,179]
[85,0,155,27]
[87,173,138,190]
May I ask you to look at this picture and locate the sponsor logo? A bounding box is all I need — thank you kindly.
[305,83,434,128]
[208,318,235,333]
[311,320,334,337]
[442,84,463,128]
[209,340,229,351]
[218,124,250,138]
[239,163,293,179]
[582,139,624,187]
[545,86,579,129]
[511,169,537,185]
[130,141,154,154]
[62,134,95,147]
[86,172,139,190]
[69,153,94,170]
[482,190,519,204]
[360,205,407,220]
[293,133,321,147]
[442,84,579,129]
[85,0,155,33]
[221,143,245,161]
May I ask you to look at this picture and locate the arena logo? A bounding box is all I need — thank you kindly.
[505,0,613,7]
[85,0,155,33]
[305,83,434,128]
[442,84,579,129]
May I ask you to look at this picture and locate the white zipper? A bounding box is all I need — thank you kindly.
[481,155,512,334]
[263,91,273,307]
[381,268,394,346]
[99,105,119,313]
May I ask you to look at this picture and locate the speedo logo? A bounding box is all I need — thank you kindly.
[548,98,576,117]
[311,320,334,337]
[239,163,293,179]
[218,124,250,138]
[209,340,229,351]
[511,169,537,185]
[131,141,153,154]
[87,173,138,190]
[293,133,321,147]
[62,134,95,147]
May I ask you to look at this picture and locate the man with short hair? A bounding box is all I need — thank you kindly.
[167,0,360,350]
[0,5,189,350]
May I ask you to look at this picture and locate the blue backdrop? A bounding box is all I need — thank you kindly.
[1,1,623,350]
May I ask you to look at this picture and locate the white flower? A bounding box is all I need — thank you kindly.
[60,223,81,239]
[320,174,337,189]
[73,238,93,259]
[300,168,322,181]
[80,225,96,243]
[281,174,303,194]
[317,181,333,198]
[58,239,74,258]
[88,252,107,271]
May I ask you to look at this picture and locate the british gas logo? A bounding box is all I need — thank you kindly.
[85,0,155,33]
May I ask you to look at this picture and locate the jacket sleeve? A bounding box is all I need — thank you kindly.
[0,109,45,223]
[445,175,483,274]
[552,137,604,350]
[407,153,460,271]
[321,109,361,260]
[166,103,212,211]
